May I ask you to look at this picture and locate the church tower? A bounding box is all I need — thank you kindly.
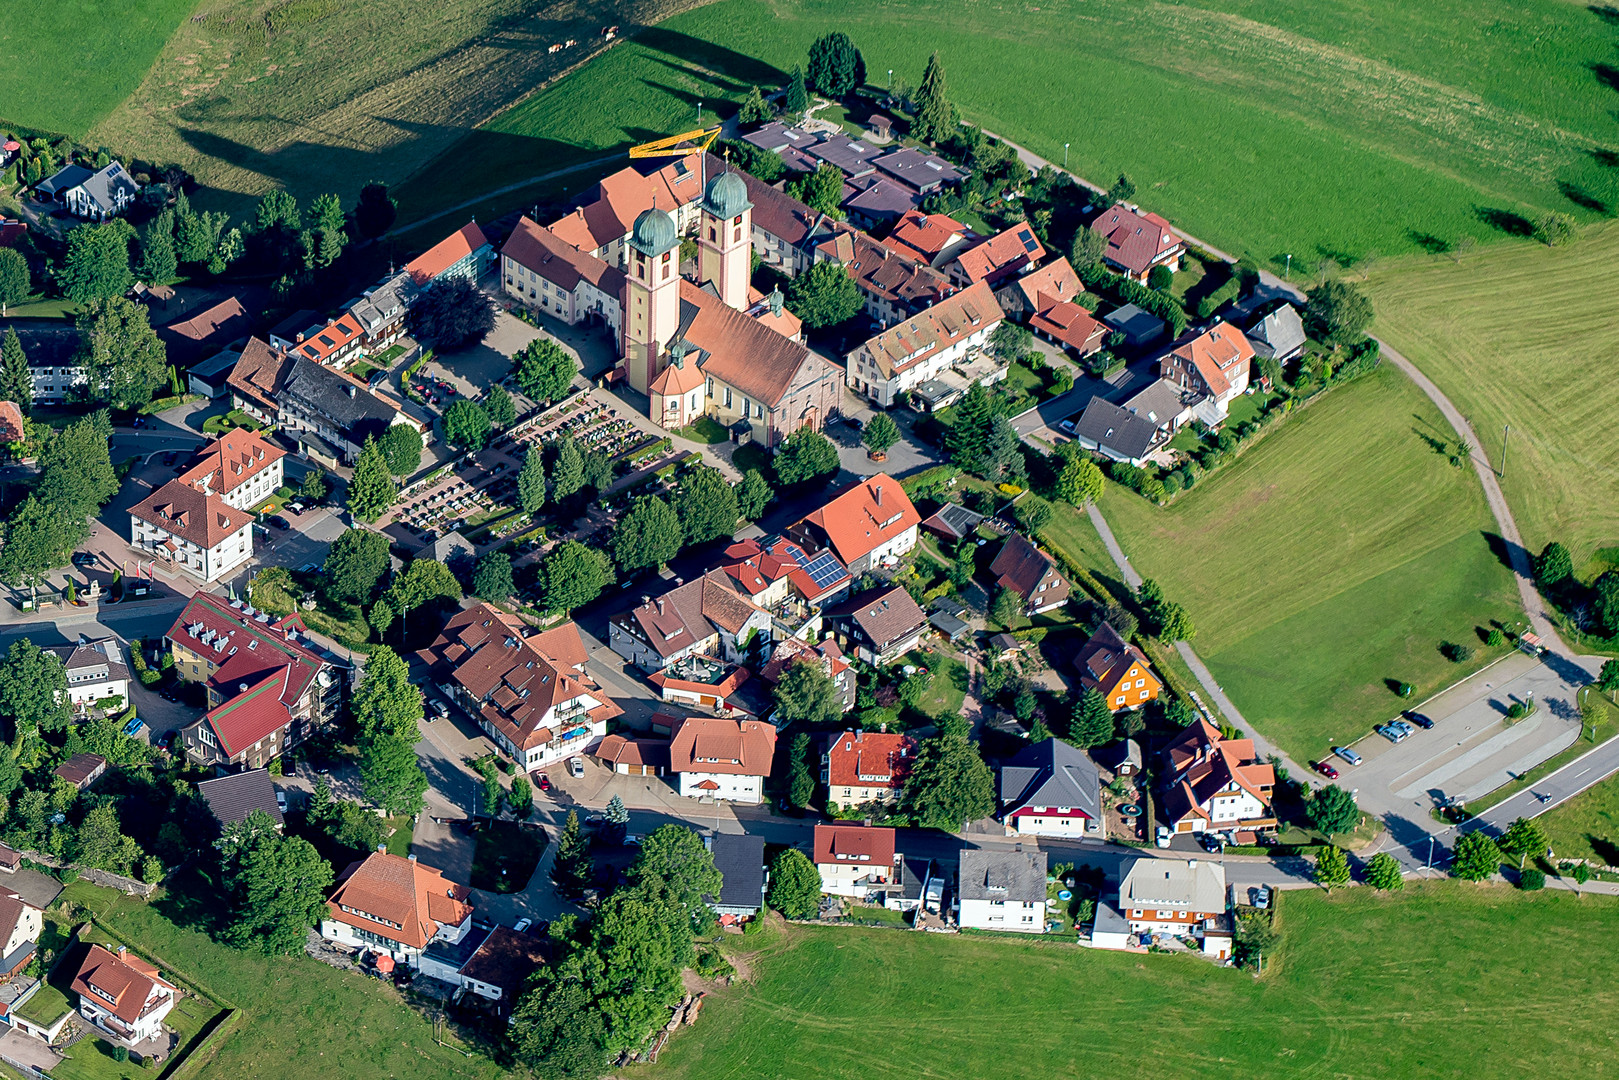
[698,170,753,312]
[623,205,681,394]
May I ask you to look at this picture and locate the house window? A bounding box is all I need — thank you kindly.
[1135,679,1145,688]
[1115,695,1126,706]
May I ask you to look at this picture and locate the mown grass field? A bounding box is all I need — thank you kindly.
[652,884,1619,1080]
[0,0,201,137]
[633,0,1619,268]
[1103,366,1521,762]
[1364,221,1619,573]
[68,0,704,216]
[1539,764,1619,868]
[63,879,502,1080]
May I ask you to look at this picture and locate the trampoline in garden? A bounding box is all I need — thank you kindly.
[1119,804,1142,817]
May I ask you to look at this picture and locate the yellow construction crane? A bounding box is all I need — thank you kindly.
[628,125,722,159]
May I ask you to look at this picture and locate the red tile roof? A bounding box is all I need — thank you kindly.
[883,208,969,263]
[954,223,1045,285]
[72,946,175,1026]
[592,734,672,771]
[816,229,955,311]
[1165,320,1254,399]
[0,401,23,443]
[1090,202,1184,276]
[853,279,1003,380]
[1029,295,1107,353]
[679,279,832,410]
[406,222,490,286]
[813,823,896,866]
[796,474,920,566]
[226,337,294,413]
[1005,257,1081,311]
[178,428,284,499]
[327,852,473,951]
[129,478,255,549]
[668,716,776,777]
[719,537,849,604]
[291,312,364,364]
[502,216,626,295]
[823,730,913,790]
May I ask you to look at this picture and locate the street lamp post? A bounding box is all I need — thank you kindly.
[696,100,702,127]
[1063,143,1069,169]
[1284,253,1292,280]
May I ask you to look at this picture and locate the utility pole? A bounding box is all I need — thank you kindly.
[1499,423,1509,479]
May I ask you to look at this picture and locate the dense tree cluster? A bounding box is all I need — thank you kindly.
[0,412,118,586]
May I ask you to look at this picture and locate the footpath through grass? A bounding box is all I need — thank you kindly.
[1103,366,1521,762]
[61,878,501,1080]
[653,883,1619,1080]
[1365,221,1619,571]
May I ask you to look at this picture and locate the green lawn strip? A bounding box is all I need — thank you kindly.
[57,881,501,1080]
[1531,746,1619,868]
[1364,221,1619,567]
[906,651,967,720]
[651,884,1619,1080]
[1102,366,1521,761]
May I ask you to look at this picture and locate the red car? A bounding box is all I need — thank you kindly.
[537,774,551,792]
[1312,759,1340,780]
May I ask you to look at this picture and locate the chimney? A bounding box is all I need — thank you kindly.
[408,854,417,861]
[656,599,665,615]
[377,844,387,853]
[347,384,356,398]
[873,483,882,506]
[117,946,127,957]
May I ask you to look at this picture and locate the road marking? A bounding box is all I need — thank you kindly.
[1575,768,1592,778]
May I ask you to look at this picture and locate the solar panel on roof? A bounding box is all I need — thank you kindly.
[801,551,847,589]
[1021,234,1040,252]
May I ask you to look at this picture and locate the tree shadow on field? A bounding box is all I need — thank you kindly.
[1591,61,1619,92]
[1411,425,1451,458]
[1480,530,1529,577]
[1587,835,1619,867]
[1591,4,1619,28]
[1558,179,1612,215]
[637,27,785,88]
[1474,205,1534,237]
[1588,146,1619,168]
[1384,677,1410,696]
[641,53,754,96]
[1406,230,1451,255]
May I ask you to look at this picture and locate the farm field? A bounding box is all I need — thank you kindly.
[0,0,200,138]
[1102,366,1521,762]
[652,884,1619,1080]
[62,877,502,1080]
[1364,221,1619,574]
[565,0,1619,268]
[70,0,704,217]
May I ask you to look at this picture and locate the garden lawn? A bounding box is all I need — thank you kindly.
[1364,221,1619,572]
[653,883,1619,1080]
[1103,366,1521,761]
[639,0,1619,268]
[59,879,501,1080]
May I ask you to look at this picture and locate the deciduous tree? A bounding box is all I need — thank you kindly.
[1451,831,1501,881]
[612,495,683,572]
[630,825,722,932]
[0,638,73,740]
[442,399,491,451]
[774,660,844,728]
[1499,816,1549,869]
[354,181,397,240]
[550,436,586,503]
[1534,542,1572,587]
[1069,227,1106,273]
[323,527,391,603]
[74,297,167,408]
[901,730,995,830]
[862,412,900,456]
[735,468,773,520]
[673,464,740,545]
[472,550,514,603]
[1307,784,1359,835]
[137,217,176,285]
[218,810,334,954]
[768,847,822,919]
[346,435,398,522]
[786,163,846,218]
[513,339,576,402]
[1363,851,1404,891]
[381,558,463,638]
[774,427,839,486]
[59,221,135,304]
[785,260,862,327]
[806,32,866,96]
[484,384,516,428]
[0,249,30,313]
[1304,279,1374,345]
[1313,846,1350,891]
[511,977,609,1079]
[411,276,495,351]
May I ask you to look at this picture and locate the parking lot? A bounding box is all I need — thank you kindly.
[1315,649,1600,823]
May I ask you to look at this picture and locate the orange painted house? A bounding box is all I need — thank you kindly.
[1073,622,1161,711]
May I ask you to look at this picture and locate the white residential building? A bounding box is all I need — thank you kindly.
[844,279,1004,408]
[71,946,177,1045]
[957,849,1048,933]
[668,715,776,804]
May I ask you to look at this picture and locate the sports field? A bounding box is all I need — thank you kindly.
[1102,366,1521,762]
[0,0,200,137]
[628,0,1619,267]
[654,884,1619,1080]
[1364,222,1619,574]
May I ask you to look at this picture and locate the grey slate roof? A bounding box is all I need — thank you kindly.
[1102,303,1166,345]
[1247,303,1307,361]
[999,738,1102,820]
[707,833,767,913]
[198,768,284,828]
[39,162,137,213]
[1073,397,1158,461]
[1121,378,1195,430]
[44,637,128,687]
[280,357,397,446]
[958,848,1047,903]
[347,272,415,336]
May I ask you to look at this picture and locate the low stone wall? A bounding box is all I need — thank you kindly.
[18,851,156,899]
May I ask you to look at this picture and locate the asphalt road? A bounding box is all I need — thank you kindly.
[1464,723,1619,837]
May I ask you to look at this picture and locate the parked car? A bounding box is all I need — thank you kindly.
[70,552,96,567]
[1402,710,1435,730]
[1155,825,1172,849]
[513,918,533,933]
[1390,719,1416,738]
[275,790,288,814]
[537,774,551,792]
[1252,886,1272,910]
[287,500,306,513]
[1059,419,1077,433]
[1332,745,1363,766]
[266,515,291,530]
[121,716,144,738]
[568,757,584,778]
[1375,723,1410,744]
[162,451,179,466]
[623,834,641,847]
[1312,759,1340,780]
[1198,832,1224,853]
